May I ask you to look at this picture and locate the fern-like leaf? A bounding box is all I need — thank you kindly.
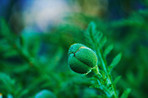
[84,22,123,98]
[120,88,131,98]
[0,73,15,93]
[108,53,122,73]
[113,76,121,85]
[103,44,114,58]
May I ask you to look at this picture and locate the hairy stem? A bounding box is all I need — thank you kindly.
[96,48,118,98]
[88,28,118,97]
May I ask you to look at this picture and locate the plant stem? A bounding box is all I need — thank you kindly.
[89,27,118,97]
[96,48,118,98]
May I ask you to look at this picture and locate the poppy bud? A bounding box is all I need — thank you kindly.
[68,43,98,74]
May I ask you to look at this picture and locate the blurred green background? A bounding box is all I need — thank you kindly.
[0,0,148,98]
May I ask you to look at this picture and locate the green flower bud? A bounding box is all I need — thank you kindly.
[68,43,98,74]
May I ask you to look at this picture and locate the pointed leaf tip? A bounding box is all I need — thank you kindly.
[109,53,122,72]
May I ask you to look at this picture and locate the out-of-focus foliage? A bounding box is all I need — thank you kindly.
[0,0,148,98]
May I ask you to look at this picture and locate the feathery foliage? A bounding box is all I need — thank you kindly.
[0,0,148,97]
[83,22,125,98]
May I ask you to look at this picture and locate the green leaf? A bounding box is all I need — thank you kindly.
[0,73,15,93]
[85,22,107,50]
[99,36,107,49]
[109,53,122,72]
[20,33,41,57]
[113,76,121,85]
[3,50,18,58]
[103,44,113,58]
[88,22,97,34]
[85,22,97,48]
[84,22,120,97]
[121,88,131,98]
[96,31,103,44]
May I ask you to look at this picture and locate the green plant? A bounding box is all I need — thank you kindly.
[0,0,148,97]
[68,22,130,98]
